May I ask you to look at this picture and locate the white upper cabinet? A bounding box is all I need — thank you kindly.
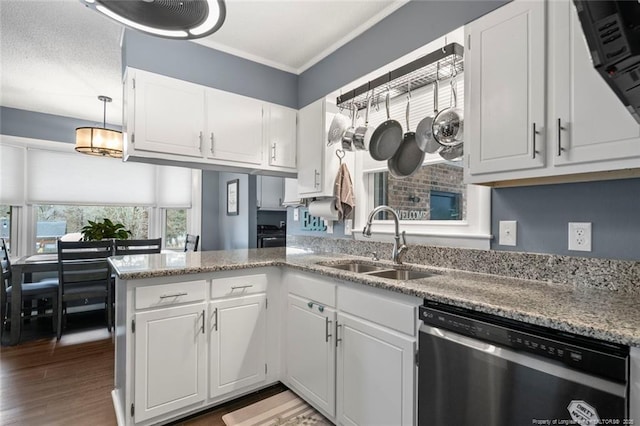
[257,175,285,210]
[550,0,640,166]
[126,68,205,158]
[297,98,354,198]
[465,0,546,175]
[266,104,297,169]
[465,0,640,185]
[205,88,263,165]
[297,99,325,196]
[123,67,297,176]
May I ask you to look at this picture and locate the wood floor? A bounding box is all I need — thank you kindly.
[0,314,286,426]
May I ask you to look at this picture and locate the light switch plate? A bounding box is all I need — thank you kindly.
[499,220,517,246]
[293,208,299,222]
[344,219,352,236]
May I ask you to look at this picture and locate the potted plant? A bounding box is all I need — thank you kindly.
[81,218,132,241]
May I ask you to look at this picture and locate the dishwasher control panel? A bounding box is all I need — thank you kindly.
[420,302,628,383]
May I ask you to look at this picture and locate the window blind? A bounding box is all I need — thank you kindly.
[0,144,25,204]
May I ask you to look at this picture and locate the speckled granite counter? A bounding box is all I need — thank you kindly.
[109,247,640,347]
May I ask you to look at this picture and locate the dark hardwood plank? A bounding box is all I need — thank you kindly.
[0,315,287,426]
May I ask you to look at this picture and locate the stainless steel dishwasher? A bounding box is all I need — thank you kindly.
[418,300,630,426]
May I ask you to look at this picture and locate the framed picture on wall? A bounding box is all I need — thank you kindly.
[227,179,239,216]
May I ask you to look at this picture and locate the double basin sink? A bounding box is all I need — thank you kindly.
[318,260,438,280]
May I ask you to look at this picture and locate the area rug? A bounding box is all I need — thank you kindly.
[222,390,333,426]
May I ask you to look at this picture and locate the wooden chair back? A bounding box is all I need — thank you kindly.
[57,240,113,299]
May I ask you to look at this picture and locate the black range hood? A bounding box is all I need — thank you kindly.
[574,0,640,123]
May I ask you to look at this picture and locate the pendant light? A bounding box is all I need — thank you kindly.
[75,95,123,158]
[83,0,226,40]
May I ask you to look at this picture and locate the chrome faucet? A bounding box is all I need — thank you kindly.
[362,205,408,265]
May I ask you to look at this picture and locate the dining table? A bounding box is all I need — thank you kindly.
[8,253,59,345]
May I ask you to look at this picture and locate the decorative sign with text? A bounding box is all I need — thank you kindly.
[301,210,327,232]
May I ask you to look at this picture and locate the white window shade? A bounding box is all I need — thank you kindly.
[157,165,192,208]
[26,148,157,205]
[0,144,25,204]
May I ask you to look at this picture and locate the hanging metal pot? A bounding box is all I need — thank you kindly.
[415,79,442,153]
[432,75,464,147]
[353,96,374,150]
[368,92,403,161]
[388,94,425,179]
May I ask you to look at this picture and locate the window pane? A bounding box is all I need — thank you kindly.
[0,204,11,251]
[165,209,187,250]
[33,205,149,253]
[372,162,466,221]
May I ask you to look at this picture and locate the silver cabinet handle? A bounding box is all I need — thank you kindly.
[325,317,332,343]
[532,123,540,159]
[210,132,215,155]
[199,131,203,151]
[314,169,320,188]
[213,308,218,331]
[557,118,566,156]
[159,292,187,299]
[336,322,342,347]
[271,143,277,161]
[231,285,253,290]
[200,310,205,334]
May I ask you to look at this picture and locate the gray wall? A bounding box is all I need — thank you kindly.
[122,30,298,108]
[201,171,221,250]
[297,0,508,108]
[491,179,640,260]
[0,106,121,144]
[217,172,257,250]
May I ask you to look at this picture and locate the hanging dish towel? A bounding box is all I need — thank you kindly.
[334,162,355,221]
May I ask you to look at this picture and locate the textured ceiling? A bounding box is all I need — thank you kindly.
[0,0,405,125]
[0,0,124,125]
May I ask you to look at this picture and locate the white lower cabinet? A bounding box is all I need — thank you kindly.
[286,293,336,417]
[336,312,415,426]
[209,293,267,398]
[133,303,207,423]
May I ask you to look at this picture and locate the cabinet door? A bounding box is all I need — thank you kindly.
[130,69,205,157]
[550,0,640,166]
[466,0,546,175]
[286,294,336,417]
[206,88,263,165]
[336,313,415,426]
[267,104,297,169]
[297,99,325,196]
[134,303,207,423]
[209,294,267,398]
[257,175,284,210]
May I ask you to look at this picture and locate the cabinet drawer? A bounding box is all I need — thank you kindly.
[338,286,416,336]
[287,272,336,307]
[135,280,206,310]
[210,273,267,299]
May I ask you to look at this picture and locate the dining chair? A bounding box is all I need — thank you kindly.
[184,234,199,252]
[1,238,59,341]
[114,238,162,255]
[56,239,113,340]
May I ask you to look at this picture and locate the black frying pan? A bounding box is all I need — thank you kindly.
[388,97,425,178]
[368,92,402,161]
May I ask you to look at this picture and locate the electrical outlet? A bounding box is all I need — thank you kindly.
[499,220,517,246]
[568,222,592,252]
[293,208,299,222]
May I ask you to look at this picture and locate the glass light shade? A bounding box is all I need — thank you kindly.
[75,127,123,158]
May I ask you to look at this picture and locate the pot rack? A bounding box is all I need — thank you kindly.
[336,42,464,111]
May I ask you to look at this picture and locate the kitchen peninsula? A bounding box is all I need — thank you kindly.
[109,247,640,426]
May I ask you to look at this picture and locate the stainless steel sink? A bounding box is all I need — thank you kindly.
[320,262,389,273]
[367,269,435,280]
[318,261,437,280]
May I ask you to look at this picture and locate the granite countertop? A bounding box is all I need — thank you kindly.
[109,247,640,347]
